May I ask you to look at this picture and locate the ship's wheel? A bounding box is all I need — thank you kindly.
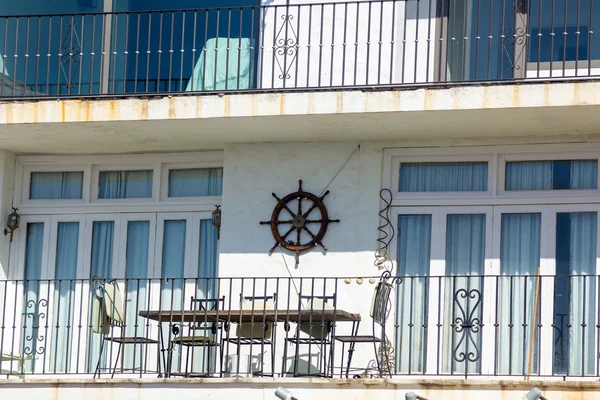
[260,180,340,264]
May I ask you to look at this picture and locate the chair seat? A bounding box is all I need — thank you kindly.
[172,336,218,346]
[286,337,331,345]
[222,337,272,345]
[105,336,160,344]
[334,335,381,343]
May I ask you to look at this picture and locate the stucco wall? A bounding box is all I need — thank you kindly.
[218,141,390,374]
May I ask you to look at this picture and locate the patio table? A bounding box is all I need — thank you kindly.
[139,308,361,377]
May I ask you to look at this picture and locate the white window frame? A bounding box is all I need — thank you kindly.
[383,144,600,207]
[159,161,224,204]
[497,151,600,198]
[14,151,224,214]
[383,144,600,378]
[18,164,90,206]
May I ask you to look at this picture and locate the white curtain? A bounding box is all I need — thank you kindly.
[168,168,223,197]
[497,213,541,375]
[442,214,485,374]
[98,170,152,199]
[30,171,83,199]
[395,214,431,373]
[49,222,79,373]
[22,223,45,373]
[554,212,596,375]
[86,221,114,373]
[399,162,488,192]
[123,221,150,372]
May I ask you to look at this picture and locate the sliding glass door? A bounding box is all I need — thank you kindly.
[393,204,600,376]
[9,211,219,375]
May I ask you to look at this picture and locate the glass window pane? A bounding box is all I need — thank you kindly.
[442,214,485,374]
[554,212,597,375]
[506,160,598,190]
[169,168,223,197]
[395,214,431,374]
[23,222,44,373]
[161,220,186,308]
[197,220,218,299]
[124,221,150,371]
[497,213,541,375]
[98,170,153,199]
[399,162,488,192]
[51,221,79,373]
[87,220,114,372]
[30,171,83,200]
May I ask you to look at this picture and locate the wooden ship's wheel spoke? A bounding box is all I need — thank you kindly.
[260,180,340,264]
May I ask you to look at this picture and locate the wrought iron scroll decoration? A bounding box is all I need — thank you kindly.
[60,20,83,90]
[23,298,48,356]
[273,13,298,80]
[452,288,482,364]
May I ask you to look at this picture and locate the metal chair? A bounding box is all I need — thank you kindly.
[334,274,397,377]
[284,294,337,377]
[168,296,225,377]
[93,279,160,378]
[221,293,277,376]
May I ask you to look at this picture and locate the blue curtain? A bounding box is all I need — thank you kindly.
[554,212,597,375]
[50,222,79,373]
[498,213,541,375]
[98,170,153,199]
[197,220,218,299]
[442,214,485,374]
[161,220,186,309]
[169,168,223,197]
[395,214,431,373]
[123,221,150,371]
[30,172,83,200]
[87,221,114,372]
[22,223,44,373]
[399,162,488,192]
[506,160,597,190]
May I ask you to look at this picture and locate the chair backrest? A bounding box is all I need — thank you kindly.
[236,293,277,339]
[188,296,225,331]
[298,294,336,340]
[91,280,124,335]
[190,296,225,311]
[370,280,394,326]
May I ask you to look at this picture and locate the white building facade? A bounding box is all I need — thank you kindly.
[0,0,599,399]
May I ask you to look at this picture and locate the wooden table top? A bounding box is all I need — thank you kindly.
[139,309,361,323]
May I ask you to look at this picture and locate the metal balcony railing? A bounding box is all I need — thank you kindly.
[0,275,598,379]
[0,0,598,99]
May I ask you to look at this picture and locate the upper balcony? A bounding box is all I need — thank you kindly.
[0,0,599,99]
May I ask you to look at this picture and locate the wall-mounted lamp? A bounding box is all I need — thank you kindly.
[274,387,298,400]
[212,205,222,240]
[523,388,547,400]
[3,207,19,242]
[405,392,428,400]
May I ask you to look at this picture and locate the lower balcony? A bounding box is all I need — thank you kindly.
[0,275,597,380]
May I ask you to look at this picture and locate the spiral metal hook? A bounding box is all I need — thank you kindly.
[374,188,395,274]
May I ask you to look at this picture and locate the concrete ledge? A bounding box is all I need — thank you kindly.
[0,376,598,400]
[1,376,599,388]
[1,80,600,125]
